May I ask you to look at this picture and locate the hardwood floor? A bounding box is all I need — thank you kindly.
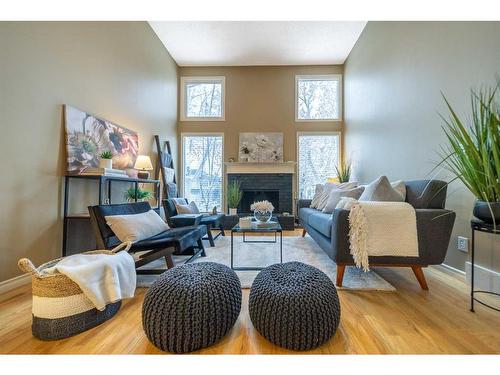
[1,230,499,354]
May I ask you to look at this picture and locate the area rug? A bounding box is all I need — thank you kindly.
[137,235,396,291]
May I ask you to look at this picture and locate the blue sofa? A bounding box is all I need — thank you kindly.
[298,180,456,289]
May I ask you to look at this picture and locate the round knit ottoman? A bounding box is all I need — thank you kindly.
[142,262,242,353]
[249,262,341,351]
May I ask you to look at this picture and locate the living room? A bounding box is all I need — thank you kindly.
[1,0,499,371]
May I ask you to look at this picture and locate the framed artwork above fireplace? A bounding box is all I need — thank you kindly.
[239,132,283,163]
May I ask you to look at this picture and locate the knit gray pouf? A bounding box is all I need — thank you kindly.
[142,262,242,353]
[249,261,341,351]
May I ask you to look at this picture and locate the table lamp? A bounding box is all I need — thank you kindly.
[134,155,153,179]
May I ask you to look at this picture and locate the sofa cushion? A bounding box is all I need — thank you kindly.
[322,186,365,213]
[359,176,404,202]
[299,207,319,225]
[316,182,358,211]
[308,212,333,238]
[105,210,169,243]
[310,184,324,209]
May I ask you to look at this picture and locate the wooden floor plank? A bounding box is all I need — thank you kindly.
[1,230,499,354]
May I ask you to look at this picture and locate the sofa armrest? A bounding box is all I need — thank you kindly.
[330,209,351,263]
[169,214,203,228]
[415,209,455,264]
[298,199,312,210]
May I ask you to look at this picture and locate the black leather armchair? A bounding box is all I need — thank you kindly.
[88,202,206,273]
[163,198,225,247]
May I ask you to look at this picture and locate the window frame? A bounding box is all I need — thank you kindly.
[180,76,226,122]
[296,131,342,199]
[180,132,225,213]
[295,74,342,122]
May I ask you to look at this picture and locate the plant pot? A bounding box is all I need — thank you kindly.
[473,200,500,224]
[99,159,112,169]
[229,208,238,216]
[254,210,272,223]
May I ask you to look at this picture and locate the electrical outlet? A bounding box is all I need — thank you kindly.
[457,236,469,252]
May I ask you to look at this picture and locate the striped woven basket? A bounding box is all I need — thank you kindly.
[18,242,132,341]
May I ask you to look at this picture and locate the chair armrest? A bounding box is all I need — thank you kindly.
[298,199,312,210]
[169,214,203,228]
[415,209,455,264]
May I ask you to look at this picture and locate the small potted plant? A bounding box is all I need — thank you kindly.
[335,159,352,183]
[227,181,243,216]
[250,200,275,223]
[99,150,113,169]
[437,81,499,223]
[124,186,153,202]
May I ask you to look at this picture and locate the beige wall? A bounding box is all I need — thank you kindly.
[178,65,343,208]
[0,22,178,282]
[344,21,500,272]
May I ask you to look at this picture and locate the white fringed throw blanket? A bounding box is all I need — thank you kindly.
[348,201,419,271]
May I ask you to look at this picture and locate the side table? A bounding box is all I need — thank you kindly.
[470,219,499,312]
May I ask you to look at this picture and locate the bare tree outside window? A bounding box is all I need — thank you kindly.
[298,134,339,199]
[186,83,222,117]
[297,76,340,120]
[183,135,223,212]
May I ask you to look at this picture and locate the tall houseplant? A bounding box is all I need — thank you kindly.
[227,181,243,215]
[438,81,500,223]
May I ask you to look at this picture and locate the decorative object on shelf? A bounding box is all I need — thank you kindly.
[437,80,499,224]
[64,105,138,174]
[124,186,153,202]
[79,167,128,177]
[99,150,113,169]
[250,200,274,223]
[227,181,243,215]
[228,157,235,162]
[334,159,352,183]
[211,206,218,215]
[134,155,154,180]
[239,132,283,163]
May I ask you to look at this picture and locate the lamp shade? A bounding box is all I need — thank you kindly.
[134,155,153,170]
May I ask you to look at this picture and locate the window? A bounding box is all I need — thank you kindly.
[295,75,341,121]
[180,76,225,121]
[182,134,224,212]
[297,133,340,199]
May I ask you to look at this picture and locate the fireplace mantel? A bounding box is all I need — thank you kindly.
[225,161,296,174]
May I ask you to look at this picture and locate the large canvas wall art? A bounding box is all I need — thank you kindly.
[64,105,139,174]
[239,132,284,163]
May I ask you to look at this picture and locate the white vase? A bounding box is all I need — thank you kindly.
[99,159,112,169]
[229,208,238,216]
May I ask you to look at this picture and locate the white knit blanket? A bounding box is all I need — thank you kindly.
[348,201,419,271]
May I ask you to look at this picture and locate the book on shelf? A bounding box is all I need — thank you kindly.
[79,167,129,177]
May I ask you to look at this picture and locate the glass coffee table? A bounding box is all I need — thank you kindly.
[231,220,283,271]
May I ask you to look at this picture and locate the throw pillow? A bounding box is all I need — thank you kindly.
[309,184,324,208]
[359,176,405,202]
[335,197,359,210]
[316,182,358,211]
[391,180,406,201]
[163,167,175,183]
[105,210,169,243]
[322,186,365,213]
[175,201,200,214]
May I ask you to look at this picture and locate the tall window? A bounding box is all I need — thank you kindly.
[182,134,223,212]
[297,133,340,199]
[180,76,225,121]
[296,75,341,121]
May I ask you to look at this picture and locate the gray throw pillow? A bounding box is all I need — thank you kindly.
[309,184,324,208]
[175,201,200,214]
[359,176,405,202]
[322,186,365,213]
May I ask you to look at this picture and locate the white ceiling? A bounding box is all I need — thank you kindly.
[149,21,367,66]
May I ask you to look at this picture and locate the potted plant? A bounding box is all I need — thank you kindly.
[438,81,499,223]
[124,186,153,202]
[227,181,243,215]
[335,159,352,183]
[99,150,113,169]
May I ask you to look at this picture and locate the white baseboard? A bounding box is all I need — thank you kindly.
[440,263,466,275]
[0,274,31,295]
[465,261,500,294]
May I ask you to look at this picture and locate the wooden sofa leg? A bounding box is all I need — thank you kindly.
[336,265,346,287]
[165,254,174,269]
[302,228,307,237]
[411,266,429,290]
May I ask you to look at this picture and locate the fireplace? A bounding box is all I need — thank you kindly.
[239,190,279,214]
[227,173,293,214]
